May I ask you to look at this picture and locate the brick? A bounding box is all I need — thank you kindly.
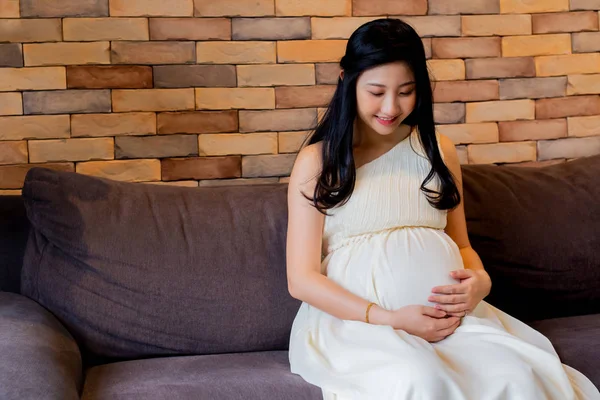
[427,59,465,81]
[29,138,114,163]
[198,133,278,156]
[77,159,161,182]
[536,96,600,119]
[154,65,236,89]
[240,109,317,132]
[195,0,274,16]
[468,142,537,164]
[24,42,110,66]
[466,57,535,79]
[500,0,569,13]
[434,103,465,124]
[456,146,468,164]
[63,18,149,41]
[502,34,571,57]
[276,85,335,108]
[21,0,108,17]
[538,136,600,160]
[466,100,535,123]
[0,43,22,67]
[311,17,378,39]
[112,42,195,65]
[433,80,498,103]
[432,38,501,59]
[116,135,197,159]
[197,42,276,64]
[352,0,426,16]
[0,163,73,189]
[0,115,70,140]
[398,16,461,37]
[24,90,110,115]
[429,0,499,14]
[436,123,498,145]
[0,19,61,43]
[146,180,198,187]
[0,142,27,165]
[277,40,346,63]
[199,178,278,187]
[110,0,193,16]
[573,32,600,53]
[0,190,22,195]
[423,38,432,59]
[150,18,230,40]
[238,64,315,87]
[67,66,152,89]
[568,115,600,137]
[234,17,309,40]
[0,0,19,17]
[196,88,275,110]
[278,0,350,16]
[532,12,598,34]
[316,64,341,84]
[0,67,65,92]
[499,119,566,141]
[113,89,194,112]
[318,108,327,123]
[569,0,600,9]
[535,54,600,77]
[0,93,22,115]
[279,131,310,153]
[71,112,156,137]
[158,111,238,134]
[499,77,566,100]
[162,157,241,180]
[462,15,532,36]
[242,154,296,177]
[567,74,600,95]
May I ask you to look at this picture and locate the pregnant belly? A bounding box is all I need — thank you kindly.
[324,227,463,310]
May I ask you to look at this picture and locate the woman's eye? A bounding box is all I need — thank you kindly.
[399,90,414,97]
[369,92,384,97]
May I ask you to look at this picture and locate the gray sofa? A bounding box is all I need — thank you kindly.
[1,156,599,399]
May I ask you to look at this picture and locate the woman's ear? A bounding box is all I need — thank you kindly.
[339,70,344,81]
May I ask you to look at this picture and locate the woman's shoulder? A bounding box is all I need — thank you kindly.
[289,140,324,188]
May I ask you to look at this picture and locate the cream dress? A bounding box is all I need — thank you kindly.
[288,129,600,400]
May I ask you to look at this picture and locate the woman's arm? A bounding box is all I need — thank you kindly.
[428,134,491,315]
[286,143,391,326]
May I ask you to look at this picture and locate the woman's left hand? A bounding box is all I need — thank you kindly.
[428,269,492,318]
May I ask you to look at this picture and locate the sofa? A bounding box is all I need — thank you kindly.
[1,155,599,399]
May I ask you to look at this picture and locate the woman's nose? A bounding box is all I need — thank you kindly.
[381,95,401,116]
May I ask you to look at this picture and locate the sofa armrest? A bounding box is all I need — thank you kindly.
[0,292,82,400]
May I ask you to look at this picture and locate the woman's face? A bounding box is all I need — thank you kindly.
[355,61,417,138]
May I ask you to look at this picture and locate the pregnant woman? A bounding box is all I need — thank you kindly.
[285,18,600,399]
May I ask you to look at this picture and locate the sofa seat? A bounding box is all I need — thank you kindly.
[81,351,322,400]
[529,313,600,388]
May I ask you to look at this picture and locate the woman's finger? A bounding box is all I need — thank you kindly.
[430,283,468,295]
[428,294,468,304]
[434,302,468,313]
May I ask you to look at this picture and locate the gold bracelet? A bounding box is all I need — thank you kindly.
[365,302,376,324]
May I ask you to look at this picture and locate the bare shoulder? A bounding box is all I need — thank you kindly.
[437,132,460,166]
[289,141,324,189]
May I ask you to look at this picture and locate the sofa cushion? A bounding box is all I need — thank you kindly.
[21,168,299,363]
[528,313,600,388]
[81,351,321,400]
[0,292,82,400]
[461,155,600,321]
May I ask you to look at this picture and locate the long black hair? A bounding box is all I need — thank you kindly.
[304,18,460,215]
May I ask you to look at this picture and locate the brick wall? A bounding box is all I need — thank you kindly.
[1,0,600,194]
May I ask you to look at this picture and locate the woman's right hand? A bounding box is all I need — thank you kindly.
[388,305,462,342]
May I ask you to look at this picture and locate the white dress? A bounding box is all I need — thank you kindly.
[288,129,600,400]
